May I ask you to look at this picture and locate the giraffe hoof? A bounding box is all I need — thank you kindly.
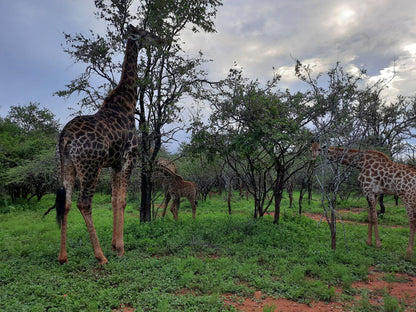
[112,245,125,257]
[59,258,68,265]
[117,248,125,257]
[98,258,108,265]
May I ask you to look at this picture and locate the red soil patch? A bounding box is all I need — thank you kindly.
[222,291,345,311]
[113,269,416,312]
[113,305,134,312]
[351,270,416,308]
[222,269,416,312]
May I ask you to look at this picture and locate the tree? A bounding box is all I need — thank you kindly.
[0,104,59,201]
[188,66,318,222]
[7,102,60,135]
[357,93,416,157]
[56,0,223,221]
[297,61,371,250]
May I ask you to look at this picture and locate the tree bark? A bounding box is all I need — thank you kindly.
[140,172,152,222]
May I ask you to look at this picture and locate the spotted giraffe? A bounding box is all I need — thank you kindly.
[52,25,163,264]
[154,165,198,220]
[155,157,178,214]
[311,141,416,258]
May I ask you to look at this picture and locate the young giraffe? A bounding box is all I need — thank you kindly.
[311,141,416,258]
[154,165,198,220]
[155,157,178,213]
[53,25,162,265]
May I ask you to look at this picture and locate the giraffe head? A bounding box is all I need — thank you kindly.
[127,24,164,48]
[311,140,323,159]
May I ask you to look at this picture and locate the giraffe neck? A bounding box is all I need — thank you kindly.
[326,148,363,168]
[118,38,139,89]
[326,147,391,169]
[100,37,140,114]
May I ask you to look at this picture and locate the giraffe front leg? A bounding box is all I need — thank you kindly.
[162,192,171,217]
[405,214,416,259]
[366,195,381,248]
[111,168,130,257]
[366,196,374,246]
[112,195,126,257]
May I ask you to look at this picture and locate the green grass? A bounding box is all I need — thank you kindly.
[0,191,415,311]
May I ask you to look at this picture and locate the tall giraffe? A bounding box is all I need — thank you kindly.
[53,25,162,265]
[311,142,416,258]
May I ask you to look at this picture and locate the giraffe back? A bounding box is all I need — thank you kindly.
[58,110,138,179]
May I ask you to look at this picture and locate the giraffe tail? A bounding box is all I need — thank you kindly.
[54,188,66,228]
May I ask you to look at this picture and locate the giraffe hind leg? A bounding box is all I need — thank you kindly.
[58,187,70,264]
[77,173,108,265]
[58,170,76,264]
[189,197,196,219]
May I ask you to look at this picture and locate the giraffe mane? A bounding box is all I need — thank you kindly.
[158,164,184,180]
[363,150,391,161]
[328,147,391,162]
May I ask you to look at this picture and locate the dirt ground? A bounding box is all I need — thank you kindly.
[222,269,416,311]
[223,210,415,312]
[223,209,416,311]
[115,269,416,312]
[115,210,416,312]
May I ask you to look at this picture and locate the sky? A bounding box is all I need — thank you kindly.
[1,0,416,149]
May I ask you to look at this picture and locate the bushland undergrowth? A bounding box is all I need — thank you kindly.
[0,192,414,311]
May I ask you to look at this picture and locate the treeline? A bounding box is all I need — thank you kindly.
[2,1,416,223]
[2,62,416,221]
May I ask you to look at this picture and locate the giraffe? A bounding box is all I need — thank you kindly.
[53,25,163,265]
[154,165,198,220]
[311,141,416,258]
[156,157,179,174]
[154,157,178,214]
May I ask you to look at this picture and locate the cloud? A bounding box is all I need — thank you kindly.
[180,0,416,102]
[1,0,415,128]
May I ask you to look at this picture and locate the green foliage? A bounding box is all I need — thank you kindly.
[6,102,60,135]
[0,104,59,202]
[1,192,415,311]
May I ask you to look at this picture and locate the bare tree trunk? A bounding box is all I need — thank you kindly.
[140,172,152,222]
[273,187,283,224]
[378,194,385,214]
[307,184,312,204]
[227,185,232,215]
[298,188,305,215]
[330,206,337,250]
